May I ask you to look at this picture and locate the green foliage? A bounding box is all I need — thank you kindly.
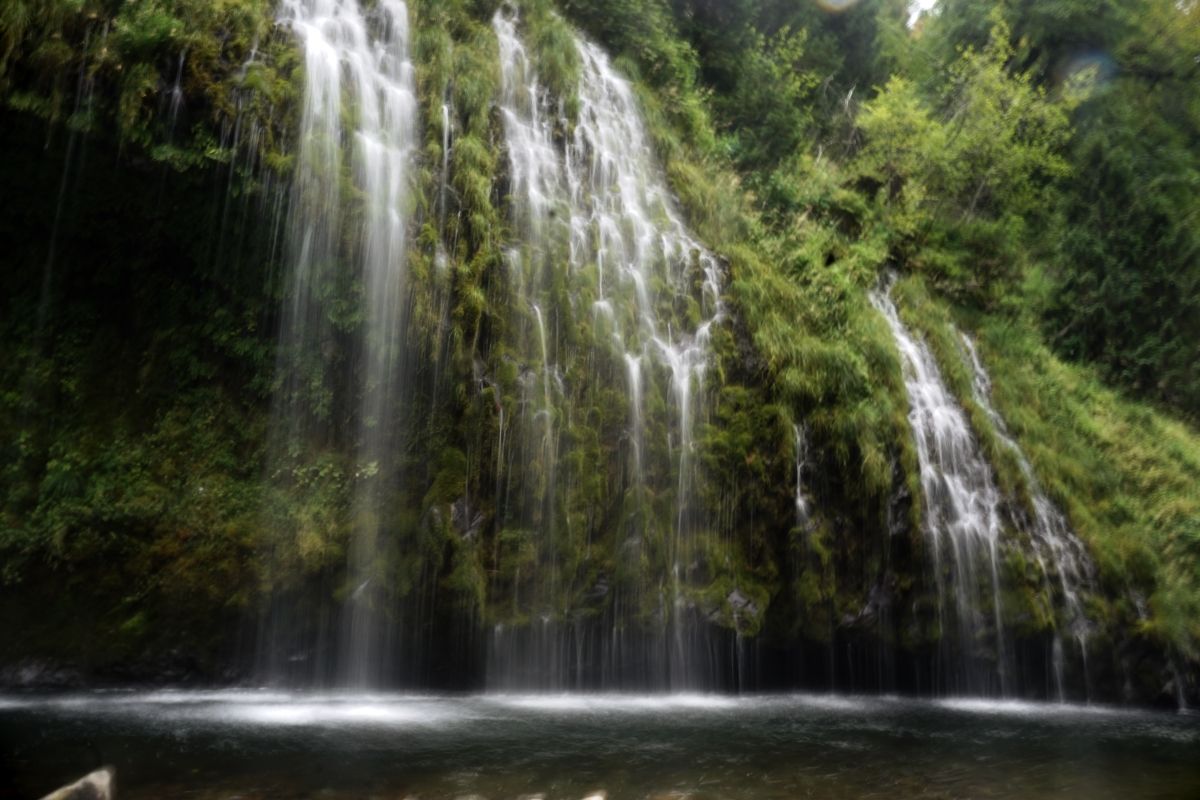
[0,0,291,168]
[922,0,1200,420]
[850,16,1072,304]
[1036,2,1200,420]
[714,26,818,176]
[524,0,582,110]
[1041,108,1200,418]
[965,314,1200,659]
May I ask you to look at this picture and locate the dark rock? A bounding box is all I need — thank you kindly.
[842,582,893,629]
[727,589,751,611]
[585,576,609,601]
[726,589,760,632]
[1,660,85,689]
[452,497,485,540]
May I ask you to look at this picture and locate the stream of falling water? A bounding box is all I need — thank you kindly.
[959,333,1098,701]
[272,0,419,687]
[869,281,1009,695]
[489,9,725,689]
[793,423,811,527]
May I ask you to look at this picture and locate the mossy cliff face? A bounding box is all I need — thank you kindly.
[0,0,1197,704]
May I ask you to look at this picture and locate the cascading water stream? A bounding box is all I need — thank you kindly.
[489,9,725,689]
[959,333,1098,700]
[793,424,810,527]
[572,37,724,689]
[439,102,451,235]
[626,354,645,489]
[270,0,419,687]
[166,50,187,139]
[869,280,1009,695]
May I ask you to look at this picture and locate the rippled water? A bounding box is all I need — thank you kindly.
[2,692,1197,798]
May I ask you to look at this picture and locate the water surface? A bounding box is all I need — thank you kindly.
[2,691,1197,798]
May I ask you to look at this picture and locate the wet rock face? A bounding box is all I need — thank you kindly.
[843,582,895,629]
[1,660,85,689]
[452,498,485,541]
[2,650,220,689]
[726,589,761,632]
[40,767,114,800]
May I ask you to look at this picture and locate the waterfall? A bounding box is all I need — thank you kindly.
[270,0,419,686]
[488,9,725,689]
[166,49,187,139]
[959,333,1097,700]
[1170,657,1189,712]
[793,424,810,527]
[869,281,1009,695]
[438,102,451,234]
[492,14,564,635]
[626,353,646,489]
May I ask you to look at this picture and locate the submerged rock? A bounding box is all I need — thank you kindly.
[40,767,114,800]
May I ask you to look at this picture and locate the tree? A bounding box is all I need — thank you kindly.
[850,16,1071,303]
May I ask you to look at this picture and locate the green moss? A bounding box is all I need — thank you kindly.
[964,314,1200,659]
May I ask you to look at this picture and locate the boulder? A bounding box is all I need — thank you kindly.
[40,767,114,800]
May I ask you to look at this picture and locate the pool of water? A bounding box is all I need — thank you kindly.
[1,691,1197,798]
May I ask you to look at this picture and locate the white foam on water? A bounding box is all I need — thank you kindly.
[220,700,465,727]
[782,693,875,712]
[935,697,1123,717]
[485,693,739,713]
[4,691,1193,738]
[0,690,474,728]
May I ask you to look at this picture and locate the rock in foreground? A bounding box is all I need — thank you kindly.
[40,767,114,800]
